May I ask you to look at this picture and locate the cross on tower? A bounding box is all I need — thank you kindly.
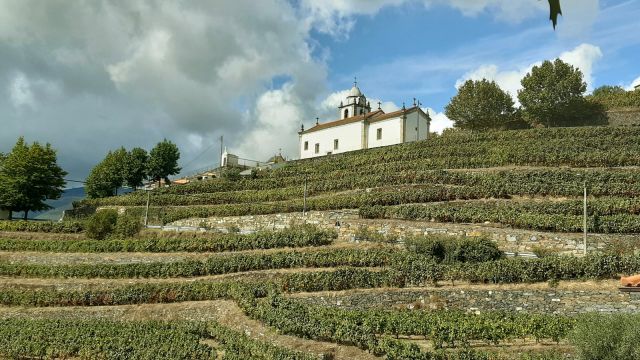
[353,76,357,87]
[377,101,382,110]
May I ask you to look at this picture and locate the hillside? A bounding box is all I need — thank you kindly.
[80,127,640,237]
[4,126,640,358]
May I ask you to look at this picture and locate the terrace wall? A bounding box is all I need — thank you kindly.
[292,287,640,315]
[169,210,633,255]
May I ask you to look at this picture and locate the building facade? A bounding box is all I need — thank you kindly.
[298,84,430,159]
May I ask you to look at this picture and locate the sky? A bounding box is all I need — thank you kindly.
[1,0,640,184]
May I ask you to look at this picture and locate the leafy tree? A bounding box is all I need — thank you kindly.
[445,79,517,131]
[591,85,626,98]
[147,139,181,186]
[0,137,67,220]
[85,148,127,198]
[123,147,148,190]
[518,59,600,127]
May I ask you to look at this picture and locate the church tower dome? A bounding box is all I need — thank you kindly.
[338,77,371,119]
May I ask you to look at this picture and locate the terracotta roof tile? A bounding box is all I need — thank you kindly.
[300,107,426,134]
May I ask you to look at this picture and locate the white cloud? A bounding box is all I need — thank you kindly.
[626,76,640,91]
[456,43,603,104]
[8,72,35,109]
[424,107,453,134]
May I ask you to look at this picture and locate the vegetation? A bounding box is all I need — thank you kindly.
[588,85,640,110]
[85,209,119,240]
[0,220,84,233]
[0,318,214,359]
[85,147,128,198]
[445,79,519,131]
[569,313,640,360]
[0,225,335,253]
[0,137,67,220]
[518,59,604,127]
[147,139,181,186]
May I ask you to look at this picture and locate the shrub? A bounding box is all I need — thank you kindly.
[448,237,503,263]
[113,214,142,238]
[404,236,503,263]
[85,210,118,240]
[570,314,640,360]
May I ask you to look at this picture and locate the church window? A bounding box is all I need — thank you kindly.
[304,141,308,150]
[344,109,349,118]
[377,128,382,140]
[315,143,320,154]
[360,109,363,115]
[334,139,339,150]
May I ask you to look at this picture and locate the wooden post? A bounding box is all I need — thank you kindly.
[144,190,150,227]
[303,175,307,216]
[583,181,587,255]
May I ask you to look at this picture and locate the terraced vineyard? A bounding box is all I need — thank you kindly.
[3,127,640,359]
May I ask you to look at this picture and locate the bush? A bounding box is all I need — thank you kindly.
[85,210,118,240]
[570,314,640,360]
[0,220,84,233]
[113,214,142,238]
[404,236,503,263]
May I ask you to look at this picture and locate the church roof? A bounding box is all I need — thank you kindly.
[300,106,427,134]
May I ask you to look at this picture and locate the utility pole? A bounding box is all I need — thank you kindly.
[583,181,587,255]
[303,174,308,216]
[144,189,150,227]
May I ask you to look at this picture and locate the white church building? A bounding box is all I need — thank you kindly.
[298,83,431,159]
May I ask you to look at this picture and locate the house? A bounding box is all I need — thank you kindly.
[298,83,430,159]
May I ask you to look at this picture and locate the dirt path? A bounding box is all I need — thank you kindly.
[0,300,380,360]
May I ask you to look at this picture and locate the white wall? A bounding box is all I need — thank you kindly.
[367,117,402,149]
[299,121,363,159]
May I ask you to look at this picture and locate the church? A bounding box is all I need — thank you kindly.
[298,82,431,159]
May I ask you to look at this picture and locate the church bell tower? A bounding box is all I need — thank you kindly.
[338,77,371,119]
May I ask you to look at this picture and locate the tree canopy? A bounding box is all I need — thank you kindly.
[0,137,67,219]
[85,148,128,198]
[445,79,518,131]
[123,147,148,189]
[147,139,181,186]
[518,59,602,127]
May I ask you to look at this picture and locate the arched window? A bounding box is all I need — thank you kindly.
[360,109,364,115]
[344,109,349,118]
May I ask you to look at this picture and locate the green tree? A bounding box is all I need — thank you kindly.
[147,139,181,186]
[518,59,595,127]
[123,147,148,190]
[0,137,67,220]
[85,148,127,198]
[591,85,626,98]
[445,79,517,131]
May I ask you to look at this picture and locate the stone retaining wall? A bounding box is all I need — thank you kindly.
[607,108,640,127]
[171,210,632,255]
[293,287,640,315]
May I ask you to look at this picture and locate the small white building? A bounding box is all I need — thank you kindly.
[298,84,430,159]
[221,148,239,167]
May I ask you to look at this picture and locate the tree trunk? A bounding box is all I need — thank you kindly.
[8,210,12,220]
[23,210,28,220]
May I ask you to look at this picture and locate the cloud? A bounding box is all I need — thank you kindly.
[0,0,325,179]
[627,76,640,91]
[424,108,454,134]
[456,43,603,103]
